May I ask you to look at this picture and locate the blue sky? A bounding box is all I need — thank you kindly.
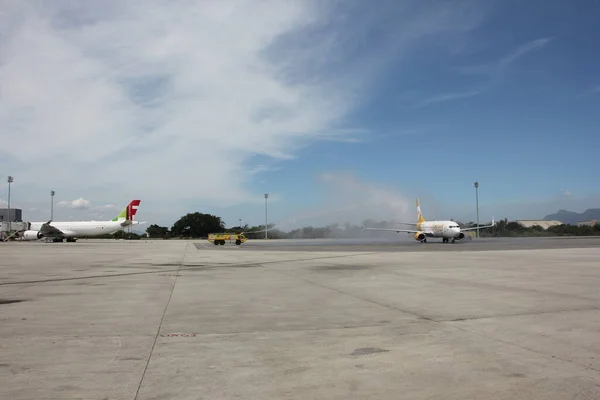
[1,0,599,229]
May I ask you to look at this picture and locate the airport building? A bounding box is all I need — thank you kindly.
[576,220,600,227]
[0,208,22,222]
[0,208,28,240]
[514,220,563,229]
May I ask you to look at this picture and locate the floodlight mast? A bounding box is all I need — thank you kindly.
[474,181,479,238]
[264,193,268,239]
[51,190,55,221]
[7,176,13,233]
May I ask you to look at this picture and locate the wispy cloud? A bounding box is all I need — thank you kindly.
[498,38,554,68]
[454,37,554,77]
[416,89,485,107]
[0,0,488,224]
[579,84,600,97]
[417,37,554,107]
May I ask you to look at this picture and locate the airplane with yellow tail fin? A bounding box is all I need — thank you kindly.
[363,198,495,243]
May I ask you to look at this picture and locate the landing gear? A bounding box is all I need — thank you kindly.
[49,237,77,243]
[235,239,241,245]
[421,238,427,243]
[442,237,456,243]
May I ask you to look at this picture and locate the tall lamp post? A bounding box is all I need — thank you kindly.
[239,218,242,229]
[51,190,55,221]
[474,181,479,238]
[7,176,13,233]
[264,193,268,239]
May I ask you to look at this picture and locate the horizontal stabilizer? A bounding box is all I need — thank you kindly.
[363,226,421,234]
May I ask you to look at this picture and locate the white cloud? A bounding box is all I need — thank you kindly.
[561,189,572,196]
[0,198,7,207]
[0,0,487,224]
[55,197,120,218]
[58,197,92,210]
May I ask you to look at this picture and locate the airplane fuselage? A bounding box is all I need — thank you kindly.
[416,220,464,239]
[21,220,139,241]
[29,221,129,237]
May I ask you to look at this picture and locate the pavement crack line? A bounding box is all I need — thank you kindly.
[159,323,426,338]
[262,264,439,324]
[262,263,600,376]
[450,324,600,374]
[133,243,189,400]
[440,306,600,322]
[0,252,380,286]
[0,269,182,286]
[384,269,600,303]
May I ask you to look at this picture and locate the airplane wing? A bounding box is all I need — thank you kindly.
[396,222,419,226]
[461,218,496,231]
[362,227,425,234]
[39,222,72,237]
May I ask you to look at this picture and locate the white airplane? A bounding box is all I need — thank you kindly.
[20,200,143,242]
[363,198,495,243]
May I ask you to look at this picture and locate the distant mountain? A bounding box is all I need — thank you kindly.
[544,209,600,225]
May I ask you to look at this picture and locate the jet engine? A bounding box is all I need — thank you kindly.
[414,232,426,241]
[456,232,465,240]
[22,230,43,240]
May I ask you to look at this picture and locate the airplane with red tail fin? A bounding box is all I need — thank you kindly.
[20,200,144,242]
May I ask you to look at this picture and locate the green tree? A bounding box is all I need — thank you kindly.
[146,224,171,239]
[170,212,225,238]
[112,230,142,240]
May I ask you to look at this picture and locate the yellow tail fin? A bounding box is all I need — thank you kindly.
[416,198,426,223]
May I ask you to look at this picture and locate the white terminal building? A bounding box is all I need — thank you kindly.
[513,220,563,229]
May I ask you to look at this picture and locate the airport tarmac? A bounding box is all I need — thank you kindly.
[197,235,600,252]
[1,237,600,399]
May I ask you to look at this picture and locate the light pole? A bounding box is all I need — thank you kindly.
[239,218,242,229]
[7,176,13,233]
[264,193,268,239]
[51,190,55,221]
[474,181,479,238]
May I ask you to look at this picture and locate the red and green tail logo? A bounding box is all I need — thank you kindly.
[112,200,141,221]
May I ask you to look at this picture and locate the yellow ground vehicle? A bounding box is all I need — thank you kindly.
[208,232,248,246]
